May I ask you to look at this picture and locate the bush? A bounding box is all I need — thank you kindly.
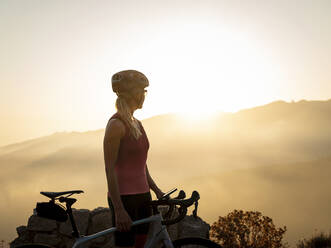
[297,232,331,248]
[210,209,287,248]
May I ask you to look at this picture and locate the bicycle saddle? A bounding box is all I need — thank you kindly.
[40,190,84,199]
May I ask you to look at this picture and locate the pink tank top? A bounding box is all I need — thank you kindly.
[110,113,150,195]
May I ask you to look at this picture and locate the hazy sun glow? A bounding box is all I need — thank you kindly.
[134,23,281,120]
[177,109,219,122]
[1,0,331,146]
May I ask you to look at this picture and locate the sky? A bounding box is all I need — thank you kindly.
[1,0,331,146]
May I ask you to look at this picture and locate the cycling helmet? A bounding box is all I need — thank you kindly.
[111,70,149,93]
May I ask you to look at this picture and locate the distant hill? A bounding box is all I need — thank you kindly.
[144,99,331,174]
[1,99,331,246]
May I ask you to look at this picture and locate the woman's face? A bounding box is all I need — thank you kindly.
[129,87,147,110]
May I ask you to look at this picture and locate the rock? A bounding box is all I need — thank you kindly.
[61,236,76,248]
[10,226,35,248]
[16,226,27,237]
[27,215,57,232]
[34,233,61,247]
[12,206,210,248]
[59,209,90,236]
[86,207,114,247]
[88,207,113,235]
[178,215,210,239]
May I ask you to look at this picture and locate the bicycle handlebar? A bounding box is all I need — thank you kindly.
[149,190,200,225]
[150,191,199,207]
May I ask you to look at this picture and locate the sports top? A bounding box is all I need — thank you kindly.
[110,113,150,195]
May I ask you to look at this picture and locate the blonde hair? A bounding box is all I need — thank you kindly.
[115,93,142,139]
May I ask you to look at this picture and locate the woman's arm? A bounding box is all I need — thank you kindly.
[104,119,124,210]
[146,165,164,199]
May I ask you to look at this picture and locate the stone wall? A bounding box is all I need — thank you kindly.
[10,207,210,248]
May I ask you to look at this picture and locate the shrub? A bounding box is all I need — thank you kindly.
[297,232,331,248]
[210,209,287,248]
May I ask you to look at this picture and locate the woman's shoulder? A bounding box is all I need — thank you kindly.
[108,113,126,127]
[105,116,126,138]
[107,118,125,129]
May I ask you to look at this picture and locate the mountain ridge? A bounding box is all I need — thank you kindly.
[2,98,331,151]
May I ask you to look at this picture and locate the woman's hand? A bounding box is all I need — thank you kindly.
[115,208,132,232]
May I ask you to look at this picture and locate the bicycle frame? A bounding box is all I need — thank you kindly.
[72,213,174,248]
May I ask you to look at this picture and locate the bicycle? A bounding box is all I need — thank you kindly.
[15,189,222,248]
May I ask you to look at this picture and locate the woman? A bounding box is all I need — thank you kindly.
[103,70,164,248]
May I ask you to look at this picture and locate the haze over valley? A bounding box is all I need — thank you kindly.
[1,99,331,246]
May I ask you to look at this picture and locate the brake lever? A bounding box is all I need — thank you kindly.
[193,200,198,218]
[174,190,186,199]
